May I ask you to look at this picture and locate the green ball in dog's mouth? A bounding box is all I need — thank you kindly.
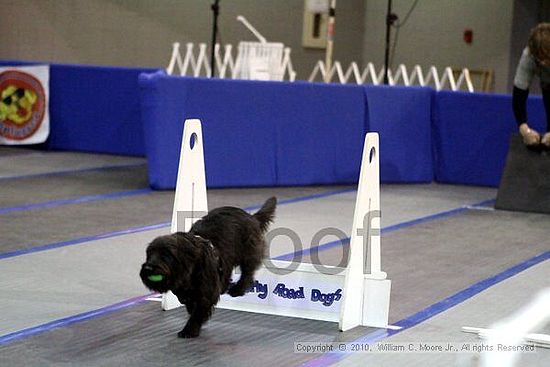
[147,274,164,282]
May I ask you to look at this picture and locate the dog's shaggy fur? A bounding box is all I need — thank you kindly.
[140,197,276,338]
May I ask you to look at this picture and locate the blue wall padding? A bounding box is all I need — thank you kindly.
[432,91,545,187]
[365,85,434,183]
[139,72,367,189]
[273,82,367,186]
[0,61,36,67]
[7,60,546,189]
[0,60,157,156]
[140,72,277,189]
[48,64,158,156]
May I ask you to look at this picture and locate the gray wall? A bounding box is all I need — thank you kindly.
[0,0,364,80]
[363,0,515,93]
[1,0,545,93]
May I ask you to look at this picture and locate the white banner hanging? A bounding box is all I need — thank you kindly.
[0,65,50,145]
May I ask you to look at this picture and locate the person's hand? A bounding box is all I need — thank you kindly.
[542,132,550,147]
[519,123,541,146]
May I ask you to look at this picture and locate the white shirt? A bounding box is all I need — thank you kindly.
[514,47,550,90]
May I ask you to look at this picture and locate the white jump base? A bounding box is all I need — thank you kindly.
[220,260,346,323]
[161,119,391,331]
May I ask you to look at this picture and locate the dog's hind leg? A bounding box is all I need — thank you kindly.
[228,261,258,297]
[228,235,264,297]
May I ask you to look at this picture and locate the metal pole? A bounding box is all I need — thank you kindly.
[324,0,337,83]
[383,0,392,85]
[210,0,220,78]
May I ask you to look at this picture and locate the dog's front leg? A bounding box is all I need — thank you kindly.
[184,301,195,315]
[175,297,195,315]
[173,292,201,337]
[178,303,212,338]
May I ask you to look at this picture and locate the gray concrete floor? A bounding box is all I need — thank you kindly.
[0,149,548,367]
[333,261,550,367]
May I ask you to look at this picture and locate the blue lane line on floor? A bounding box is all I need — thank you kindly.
[0,193,496,345]
[0,222,170,261]
[300,250,550,367]
[243,188,357,212]
[0,188,358,344]
[0,162,147,181]
[274,198,496,262]
[0,293,156,346]
[0,188,152,215]
[0,151,41,159]
[0,187,355,261]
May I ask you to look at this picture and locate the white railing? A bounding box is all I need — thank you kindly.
[308,60,475,92]
[166,42,296,82]
[167,43,474,92]
[462,288,550,367]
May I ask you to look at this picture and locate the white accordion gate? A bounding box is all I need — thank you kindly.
[309,61,475,92]
[162,119,391,331]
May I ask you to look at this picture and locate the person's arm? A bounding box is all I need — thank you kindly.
[512,86,529,127]
[513,48,540,144]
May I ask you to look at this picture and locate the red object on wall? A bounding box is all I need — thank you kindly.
[464,29,473,44]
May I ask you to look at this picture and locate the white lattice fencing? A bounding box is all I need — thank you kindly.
[309,61,474,92]
[166,42,296,82]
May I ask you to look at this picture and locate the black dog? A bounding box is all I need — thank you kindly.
[140,197,276,338]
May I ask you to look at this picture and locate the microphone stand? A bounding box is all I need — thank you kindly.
[324,0,337,83]
[210,0,220,78]
[383,0,398,85]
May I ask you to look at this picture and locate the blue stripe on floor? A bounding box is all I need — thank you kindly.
[0,192,498,346]
[0,293,155,346]
[0,151,40,159]
[243,188,357,212]
[274,198,496,262]
[300,250,550,367]
[0,188,152,215]
[0,222,169,261]
[0,162,146,181]
[0,187,355,261]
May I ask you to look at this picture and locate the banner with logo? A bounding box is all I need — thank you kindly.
[0,65,49,145]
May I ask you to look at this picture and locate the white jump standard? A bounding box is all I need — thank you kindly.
[161,119,392,332]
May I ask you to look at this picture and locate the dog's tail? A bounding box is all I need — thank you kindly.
[253,197,277,233]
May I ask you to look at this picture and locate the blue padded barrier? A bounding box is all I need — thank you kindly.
[364,85,434,183]
[139,72,367,189]
[432,91,545,187]
[273,82,366,186]
[140,72,277,189]
[0,60,158,156]
[8,60,541,189]
[48,64,158,156]
[0,61,35,67]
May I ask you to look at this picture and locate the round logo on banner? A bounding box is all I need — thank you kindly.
[0,70,46,141]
